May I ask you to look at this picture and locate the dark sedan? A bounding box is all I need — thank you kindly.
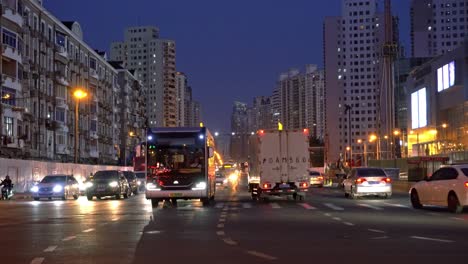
[86,170,131,200]
[123,171,139,195]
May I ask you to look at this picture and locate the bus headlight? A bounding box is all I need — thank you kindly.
[146,183,161,191]
[192,182,207,190]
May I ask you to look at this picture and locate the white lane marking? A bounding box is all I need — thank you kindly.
[332,217,342,221]
[270,203,281,209]
[217,224,225,228]
[242,203,252,209]
[62,236,76,241]
[216,231,225,236]
[112,217,119,221]
[324,203,344,211]
[43,246,57,252]
[368,229,386,234]
[82,228,95,233]
[324,213,331,217]
[384,202,410,208]
[219,218,226,222]
[222,207,229,211]
[299,203,316,210]
[451,217,465,221]
[411,236,454,243]
[223,238,238,246]
[246,250,278,261]
[344,222,355,226]
[31,257,45,264]
[370,236,389,240]
[358,204,383,211]
[215,203,224,208]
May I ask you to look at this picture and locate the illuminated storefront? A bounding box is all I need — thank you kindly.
[406,42,468,157]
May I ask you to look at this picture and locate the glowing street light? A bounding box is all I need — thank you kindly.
[214,132,219,137]
[73,88,88,164]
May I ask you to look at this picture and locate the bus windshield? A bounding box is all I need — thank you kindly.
[148,133,205,177]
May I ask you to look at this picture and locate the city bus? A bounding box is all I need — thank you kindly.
[144,127,216,207]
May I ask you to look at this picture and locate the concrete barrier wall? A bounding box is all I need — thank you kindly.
[0,158,132,193]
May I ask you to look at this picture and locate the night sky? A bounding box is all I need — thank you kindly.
[45,0,410,132]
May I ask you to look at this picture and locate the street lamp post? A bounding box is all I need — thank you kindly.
[73,89,87,164]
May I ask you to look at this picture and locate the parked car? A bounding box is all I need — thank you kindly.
[343,167,392,199]
[410,164,468,213]
[86,170,131,200]
[308,170,324,187]
[123,171,139,195]
[135,171,146,192]
[31,175,80,201]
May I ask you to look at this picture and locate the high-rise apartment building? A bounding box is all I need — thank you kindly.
[411,0,468,58]
[109,62,146,166]
[1,0,127,164]
[110,26,177,127]
[324,0,391,163]
[230,101,248,161]
[274,65,325,139]
[175,72,187,127]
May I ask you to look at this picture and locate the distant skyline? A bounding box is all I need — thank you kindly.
[46,0,410,132]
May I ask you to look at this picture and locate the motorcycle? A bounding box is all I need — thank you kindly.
[1,184,14,200]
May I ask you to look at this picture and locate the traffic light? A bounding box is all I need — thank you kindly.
[148,144,156,150]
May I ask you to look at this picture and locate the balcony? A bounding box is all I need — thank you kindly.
[3,75,21,90]
[56,144,70,155]
[89,69,99,80]
[54,45,69,64]
[90,148,99,158]
[55,75,70,87]
[2,45,22,63]
[90,131,99,140]
[3,8,23,27]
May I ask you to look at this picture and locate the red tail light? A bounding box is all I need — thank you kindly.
[465,182,468,188]
[303,129,309,135]
[300,182,308,188]
[318,176,324,180]
[382,177,392,183]
[355,178,367,184]
[263,183,271,189]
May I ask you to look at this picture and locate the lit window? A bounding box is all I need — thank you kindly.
[411,88,427,129]
[437,61,455,91]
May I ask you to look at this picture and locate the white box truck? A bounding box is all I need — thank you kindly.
[249,129,311,201]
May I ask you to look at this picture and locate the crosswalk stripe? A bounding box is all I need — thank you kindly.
[270,203,281,209]
[358,204,383,211]
[242,203,252,209]
[299,203,316,210]
[215,203,225,209]
[323,203,344,211]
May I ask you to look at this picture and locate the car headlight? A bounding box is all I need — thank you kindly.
[146,183,160,191]
[53,185,63,192]
[223,179,228,184]
[109,181,118,188]
[85,182,93,188]
[193,182,207,190]
[137,180,141,186]
[31,186,39,193]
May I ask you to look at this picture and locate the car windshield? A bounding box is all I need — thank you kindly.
[123,171,135,180]
[309,172,321,176]
[93,171,119,180]
[357,168,386,177]
[135,172,146,179]
[41,176,67,183]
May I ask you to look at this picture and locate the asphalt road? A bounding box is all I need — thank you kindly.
[1,187,467,264]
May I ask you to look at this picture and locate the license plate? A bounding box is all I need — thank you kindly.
[369,181,380,185]
[170,193,183,197]
[97,188,105,192]
[279,184,290,189]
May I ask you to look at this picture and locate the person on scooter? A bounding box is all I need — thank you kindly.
[0,175,13,194]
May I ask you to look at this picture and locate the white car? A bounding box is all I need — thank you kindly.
[343,167,392,199]
[410,164,468,213]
